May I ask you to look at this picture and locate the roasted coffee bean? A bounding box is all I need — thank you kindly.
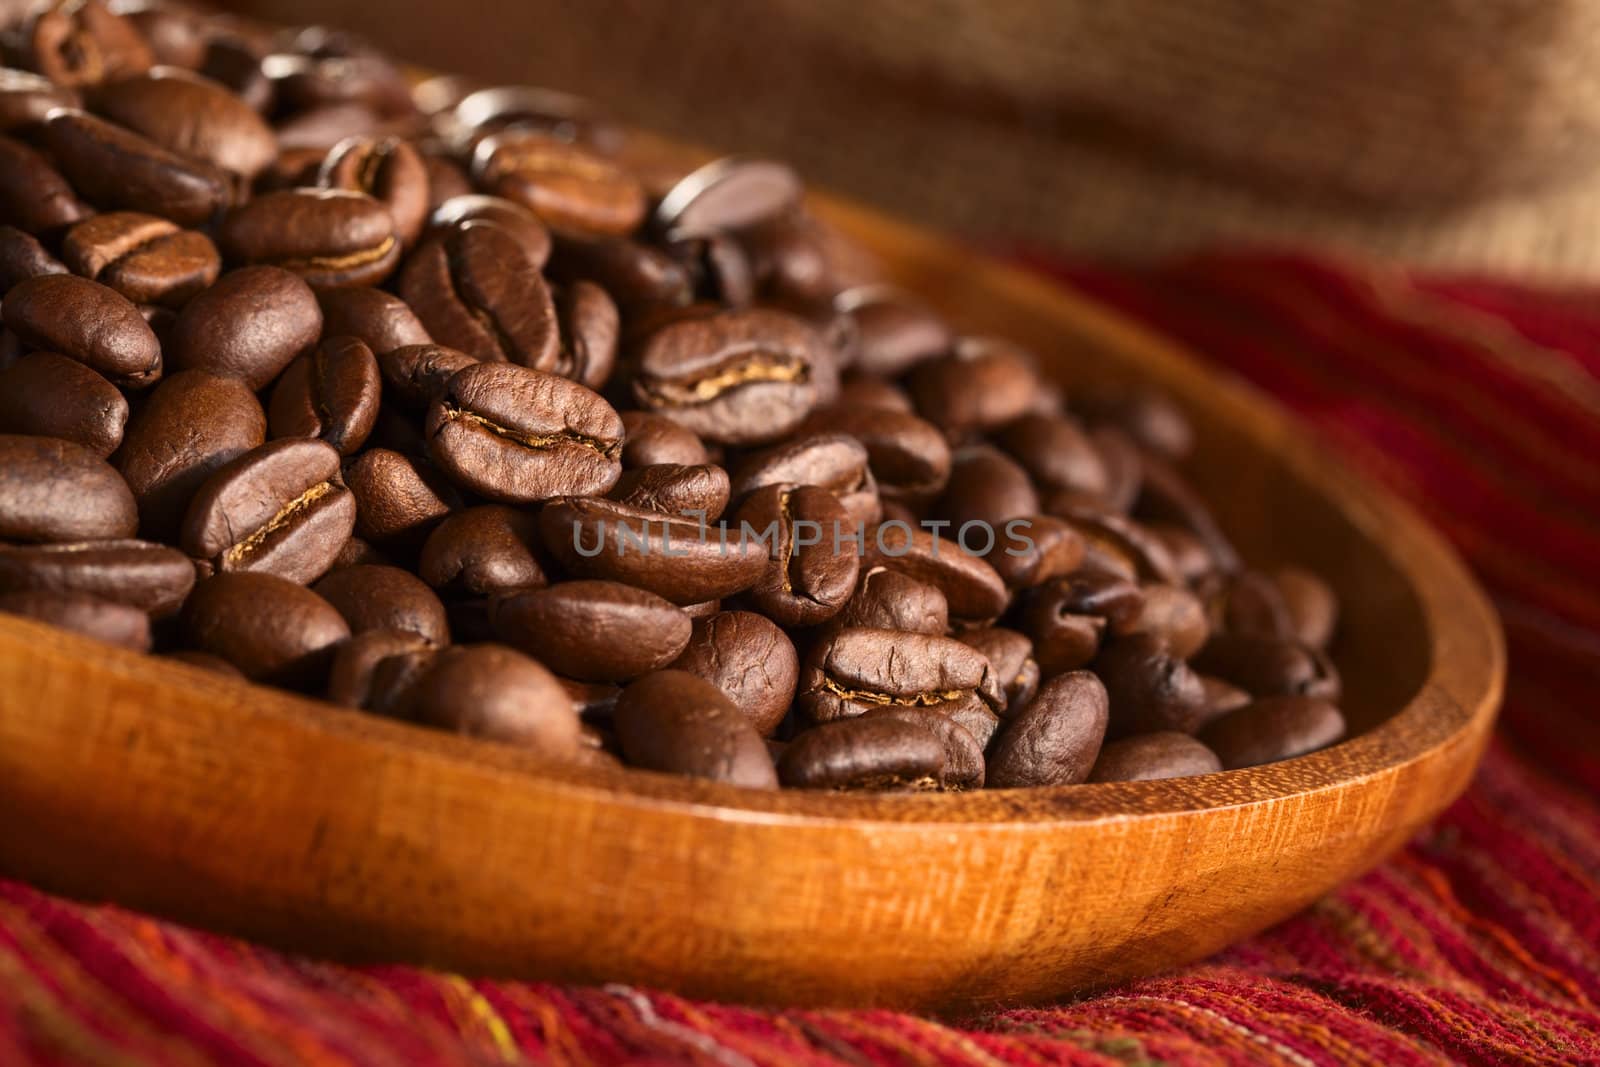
[180,438,356,585]
[89,66,277,177]
[1210,570,1296,640]
[940,444,1039,531]
[168,266,321,388]
[544,231,691,310]
[425,362,621,502]
[312,563,449,644]
[777,716,946,791]
[730,432,880,529]
[1274,567,1338,650]
[199,36,272,113]
[326,627,434,707]
[268,335,381,455]
[985,671,1108,788]
[1128,582,1210,659]
[342,447,460,543]
[493,579,690,682]
[835,566,948,635]
[1198,696,1346,770]
[0,434,136,542]
[398,220,558,367]
[318,135,428,249]
[863,706,985,788]
[654,156,801,236]
[612,670,777,787]
[0,589,150,650]
[416,505,547,598]
[377,343,477,409]
[986,515,1085,591]
[1088,732,1222,782]
[0,136,88,235]
[1150,524,1214,585]
[4,274,161,386]
[835,286,951,378]
[835,377,913,413]
[541,496,765,605]
[45,108,229,226]
[60,211,220,307]
[429,192,550,268]
[473,130,644,236]
[1193,632,1342,702]
[447,83,620,155]
[798,626,1002,724]
[0,351,127,456]
[0,224,67,290]
[1019,569,1143,676]
[182,571,349,685]
[667,610,797,737]
[218,188,399,287]
[317,286,429,356]
[619,411,708,469]
[0,68,79,132]
[734,484,858,627]
[558,675,622,721]
[632,308,824,446]
[1090,426,1142,513]
[12,0,152,87]
[552,279,618,390]
[1096,633,1210,737]
[0,539,192,615]
[955,627,1039,715]
[742,215,836,306]
[800,405,950,504]
[863,522,1008,621]
[1200,674,1253,722]
[995,413,1110,502]
[1072,381,1194,460]
[662,229,755,308]
[611,462,730,520]
[400,643,581,751]
[1054,506,1182,586]
[118,4,208,70]
[273,103,394,152]
[1135,455,1242,575]
[907,337,1039,441]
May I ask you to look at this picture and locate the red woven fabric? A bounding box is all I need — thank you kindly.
[3,251,1598,1065]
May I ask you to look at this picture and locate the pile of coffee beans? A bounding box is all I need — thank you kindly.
[0,0,1347,791]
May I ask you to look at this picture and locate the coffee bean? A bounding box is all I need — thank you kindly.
[1198,696,1346,770]
[1135,455,1241,575]
[742,216,836,306]
[1090,426,1142,513]
[1210,570,1295,640]
[654,156,802,236]
[60,211,220,307]
[168,266,322,388]
[834,378,912,413]
[611,462,730,520]
[493,579,690,682]
[312,563,449,644]
[0,434,137,542]
[317,286,430,355]
[179,437,355,584]
[1088,732,1222,782]
[0,589,150,650]
[613,670,777,787]
[342,447,460,544]
[472,130,644,236]
[735,484,858,627]
[401,643,581,752]
[619,411,707,469]
[218,187,399,287]
[859,706,985,789]
[425,362,622,502]
[994,413,1109,501]
[89,66,277,177]
[265,46,412,119]
[4,274,162,386]
[0,351,127,456]
[544,231,691,311]
[428,192,550,268]
[415,505,547,598]
[200,36,272,113]
[667,610,797,737]
[375,343,476,410]
[987,671,1109,788]
[45,108,229,226]
[908,337,1040,441]
[834,565,948,634]
[940,444,1039,530]
[1127,582,1209,659]
[0,68,79,132]
[1273,567,1338,650]
[0,136,88,234]
[834,286,951,378]
[115,369,265,538]
[1095,633,1210,737]
[326,627,434,707]
[633,308,823,446]
[0,224,67,290]
[798,626,1002,725]
[552,279,618,390]
[1149,523,1214,586]
[1192,632,1342,703]
[1072,381,1194,461]
[1053,506,1182,586]
[268,334,381,455]
[398,220,558,367]
[182,571,349,685]
[778,717,946,791]
[863,522,1007,621]
[119,6,208,70]
[1200,674,1253,722]
[448,84,620,156]
[730,432,880,529]
[955,627,1039,715]
[12,0,152,87]
[986,515,1085,591]
[662,230,755,308]
[1019,569,1142,676]
[318,134,427,248]
[799,405,950,505]
[0,538,192,615]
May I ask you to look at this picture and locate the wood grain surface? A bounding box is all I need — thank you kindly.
[0,190,1504,1013]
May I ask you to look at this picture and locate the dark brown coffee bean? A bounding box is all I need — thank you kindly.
[115,369,265,538]
[834,286,950,378]
[544,231,691,311]
[118,5,208,71]
[1199,696,1346,770]
[613,669,777,787]
[60,211,220,307]
[835,378,913,413]
[398,220,558,368]
[12,0,152,88]
[940,444,1039,530]
[1054,507,1183,587]
[987,671,1109,788]
[1088,732,1222,782]
[1200,674,1253,722]
[735,484,858,627]
[45,108,229,226]
[0,68,79,132]
[1274,567,1338,650]
[798,626,1002,724]
[1019,570,1142,676]
[1090,426,1143,513]
[312,564,449,645]
[1128,582,1210,659]
[168,266,321,388]
[4,274,162,386]
[633,308,823,446]
[907,337,1039,441]
[654,156,802,236]
[611,463,730,520]
[860,706,985,789]
[425,362,622,502]
[0,589,150,650]
[318,135,428,249]
[317,286,430,355]
[994,413,1109,501]
[667,610,797,737]
[552,279,617,390]
[218,187,399,288]
[273,103,395,153]
[401,643,581,751]
[863,522,1007,621]
[662,229,755,308]
[742,215,837,306]
[0,224,67,291]
[1210,570,1295,640]
[1192,632,1342,703]
[730,432,880,529]
[777,717,946,791]
[420,154,472,213]
[416,505,547,597]
[955,627,1039,715]
[0,351,127,456]
[447,83,620,156]
[473,130,644,237]
[326,627,434,707]
[1135,455,1241,575]
[986,515,1085,591]
[0,136,88,234]
[89,66,277,177]
[182,571,349,685]
[619,410,707,469]
[376,343,477,410]
[799,405,950,504]
[199,36,271,113]
[1150,524,1214,585]
[1072,382,1194,461]
[267,335,381,455]
[180,437,356,585]
[428,192,550,268]
[1095,633,1210,737]
[493,579,690,682]
[342,447,460,544]
[0,434,136,542]
[834,565,948,634]
[0,538,192,616]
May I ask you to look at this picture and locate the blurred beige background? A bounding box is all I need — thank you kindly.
[233,0,1600,278]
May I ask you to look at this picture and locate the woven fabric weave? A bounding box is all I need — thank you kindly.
[2,252,1599,1065]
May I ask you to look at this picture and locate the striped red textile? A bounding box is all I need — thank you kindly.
[3,251,1598,1066]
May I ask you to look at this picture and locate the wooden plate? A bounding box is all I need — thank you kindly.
[0,195,1503,1015]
